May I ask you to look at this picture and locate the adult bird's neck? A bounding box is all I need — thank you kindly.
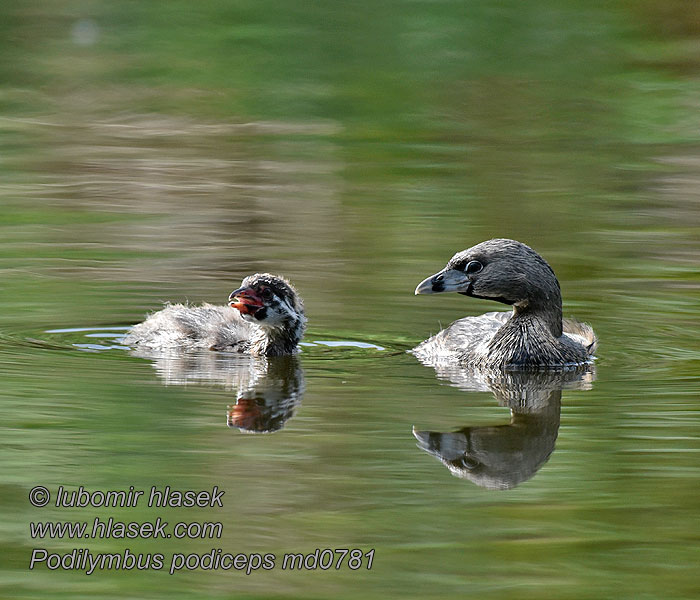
[512,302,563,338]
[487,312,564,368]
[511,277,563,338]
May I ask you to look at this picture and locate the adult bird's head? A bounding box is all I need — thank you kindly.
[414,238,562,314]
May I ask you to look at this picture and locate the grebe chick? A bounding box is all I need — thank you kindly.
[124,273,305,356]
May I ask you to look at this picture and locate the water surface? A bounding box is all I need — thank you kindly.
[2,1,699,599]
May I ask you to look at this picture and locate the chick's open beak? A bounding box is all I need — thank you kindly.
[228,287,264,316]
[414,268,470,295]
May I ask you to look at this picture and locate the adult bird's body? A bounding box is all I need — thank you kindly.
[413,239,596,369]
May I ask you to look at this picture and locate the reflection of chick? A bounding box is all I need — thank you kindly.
[128,349,305,434]
[125,274,305,356]
[413,369,593,490]
[227,356,305,434]
[414,239,596,368]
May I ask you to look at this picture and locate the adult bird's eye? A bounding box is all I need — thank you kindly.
[459,456,480,471]
[465,260,483,275]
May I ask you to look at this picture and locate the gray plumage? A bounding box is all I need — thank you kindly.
[123,273,306,356]
[413,239,596,369]
[412,369,586,490]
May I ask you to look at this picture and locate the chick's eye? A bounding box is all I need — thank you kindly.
[465,260,483,275]
[261,288,273,300]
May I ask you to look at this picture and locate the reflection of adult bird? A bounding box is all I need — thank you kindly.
[413,239,596,369]
[124,274,306,356]
[413,369,593,490]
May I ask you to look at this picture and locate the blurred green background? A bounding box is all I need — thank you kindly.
[1,1,699,598]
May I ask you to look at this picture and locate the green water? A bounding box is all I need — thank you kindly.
[2,1,699,598]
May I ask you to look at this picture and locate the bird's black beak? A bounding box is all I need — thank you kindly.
[412,427,469,462]
[414,268,470,295]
